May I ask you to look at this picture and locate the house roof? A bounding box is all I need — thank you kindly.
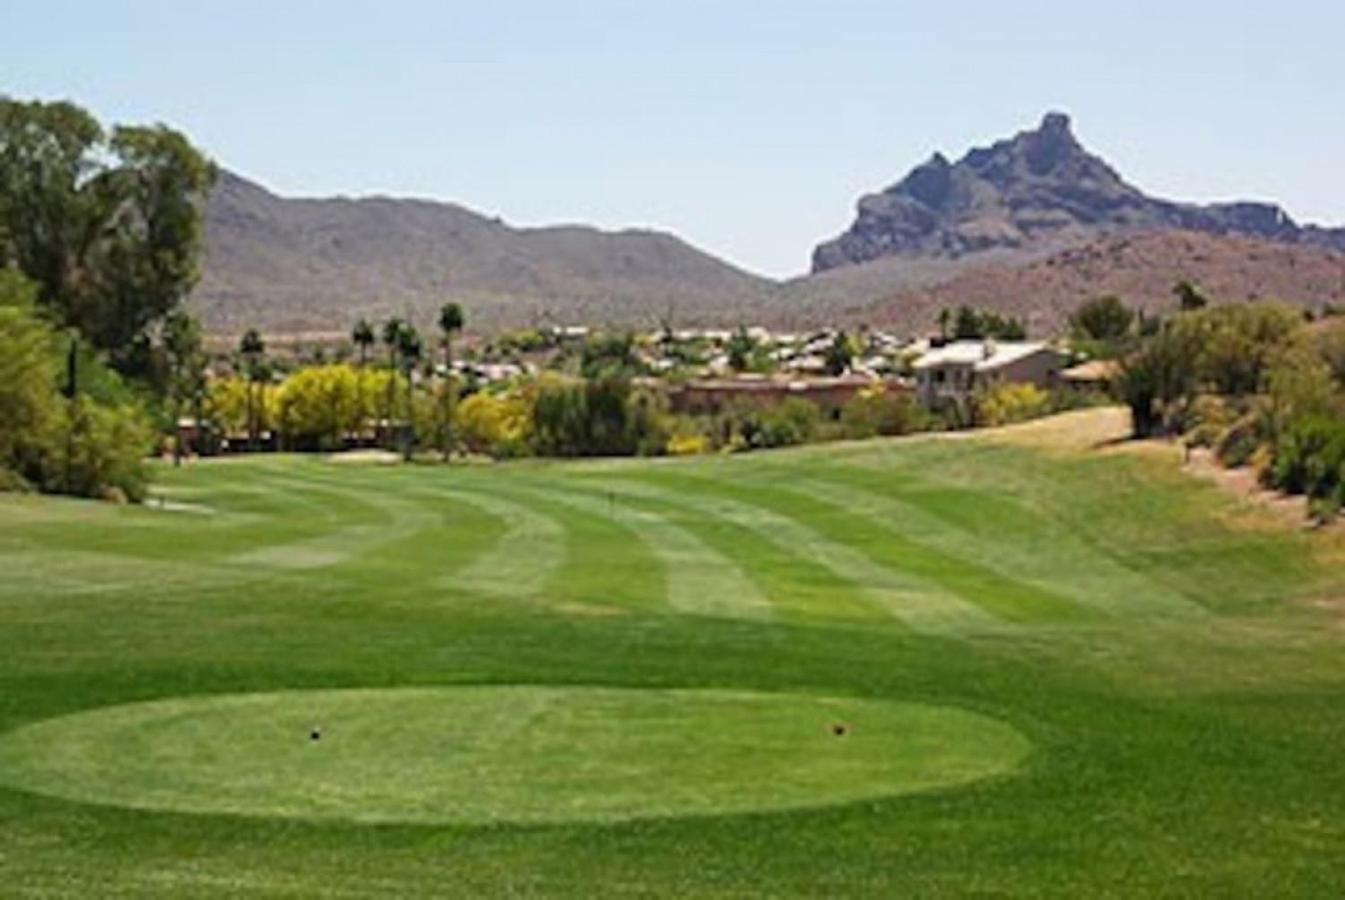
[1060,359,1121,382]
[681,374,878,392]
[912,340,1055,373]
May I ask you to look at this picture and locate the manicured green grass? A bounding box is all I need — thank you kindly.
[0,687,1026,825]
[1,410,1344,895]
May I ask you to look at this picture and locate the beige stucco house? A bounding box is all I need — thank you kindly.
[912,340,1069,409]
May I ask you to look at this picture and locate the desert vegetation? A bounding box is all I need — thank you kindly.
[1111,296,1345,520]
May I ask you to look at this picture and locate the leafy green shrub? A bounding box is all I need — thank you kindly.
[1309,494,1343,526]
[840,387,926,439]
[0,466,31,493]
[1315,319,1345,389]
[0,269,153,501]
[755,398,820,449]
[528,375,668,457]
[716,397,822,451]
[39,401,153,502]
[1268,416,1345,507]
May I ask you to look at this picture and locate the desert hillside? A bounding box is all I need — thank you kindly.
[192,171,776,333]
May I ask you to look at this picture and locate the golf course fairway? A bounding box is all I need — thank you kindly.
[5,410,1345,894]
[0,687,1028,824]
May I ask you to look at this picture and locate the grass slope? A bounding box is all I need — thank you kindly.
[2,410,1344,895]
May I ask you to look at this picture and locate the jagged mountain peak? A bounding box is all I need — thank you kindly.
[813,113,1345,273]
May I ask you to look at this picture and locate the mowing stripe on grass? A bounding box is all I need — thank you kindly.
[445,482,667,612]
[799,464,1208,621]
[765,469,1105,624]
[600,473,1000,633]
[550,482,886,624]
[510,481,773,621]
[0,548,249,603]
[652,466,1092,625]
[424,488,566,602]
[226,469,439,571]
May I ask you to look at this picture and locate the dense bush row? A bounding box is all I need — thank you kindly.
[207,368,940,460]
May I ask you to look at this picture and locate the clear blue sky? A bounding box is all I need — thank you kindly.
[4,1,1342,277]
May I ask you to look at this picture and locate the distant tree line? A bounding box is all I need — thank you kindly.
[938,305,1028,341]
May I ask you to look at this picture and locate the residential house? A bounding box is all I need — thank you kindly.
[668,374,910,417]
[912,340,1068,409]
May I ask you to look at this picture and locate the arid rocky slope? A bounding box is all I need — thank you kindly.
[862,230,1345,334]
[192,171,774,333]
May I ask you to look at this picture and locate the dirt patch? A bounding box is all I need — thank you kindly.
[326,450,401,466]
[982,407,1131,454]
[1182,448,1313,530]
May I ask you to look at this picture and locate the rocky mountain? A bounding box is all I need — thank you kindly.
[813,113,1345,273]
[192,171,775,334]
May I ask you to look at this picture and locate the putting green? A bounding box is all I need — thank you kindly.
[0,686,1030,825]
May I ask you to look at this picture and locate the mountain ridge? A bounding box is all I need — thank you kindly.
[192,115,1345,335]
[812,113,1345,274]
[193,170,775,333]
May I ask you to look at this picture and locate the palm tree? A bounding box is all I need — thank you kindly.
[239,328,266,451]
[397,324,423,461]
[380,317,405,450]
[352,317,375,366]
[437,302,465,460]
[351,317,375,444]
[438,303,464,369]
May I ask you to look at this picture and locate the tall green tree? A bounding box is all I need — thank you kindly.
[0,98,215,372]
[162,311,204,465]
[951,305,1027,341]
[1070,295,1135,342]
[1115,324,1202,437]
